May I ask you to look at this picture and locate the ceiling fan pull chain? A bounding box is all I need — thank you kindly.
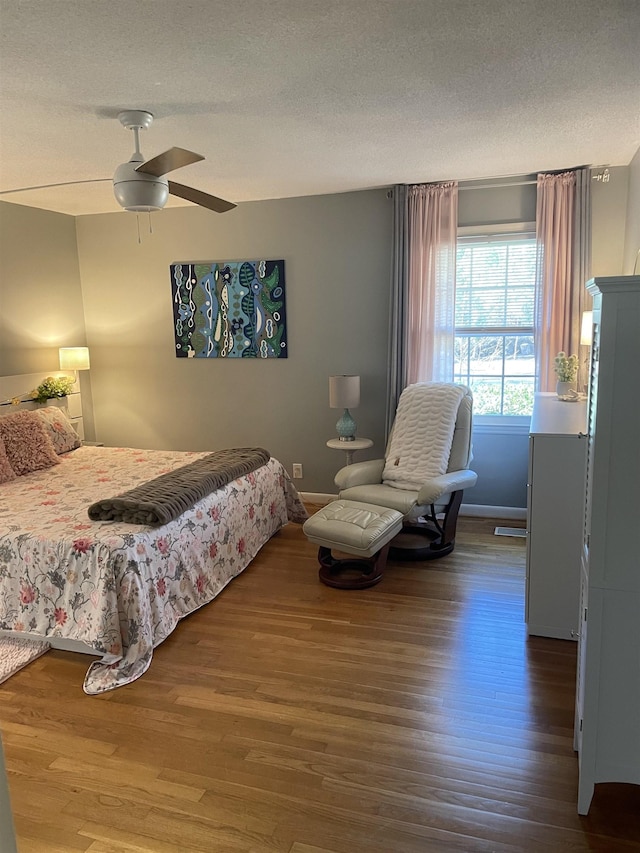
[148,211,153,235]
[136,213,141,244]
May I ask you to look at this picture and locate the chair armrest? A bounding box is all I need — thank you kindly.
[417,470,478,504]
[335,458,385,490]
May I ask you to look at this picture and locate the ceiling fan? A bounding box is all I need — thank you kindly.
[0,109,236,214]
[112,109,235,213]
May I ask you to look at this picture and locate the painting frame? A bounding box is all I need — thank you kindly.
[170,259,287,359]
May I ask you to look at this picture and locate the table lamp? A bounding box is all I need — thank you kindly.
[580,311,593,393]
[329,375,360,441]
[580,311,593,347]
[59,347,90,381]
[59,347,90,370]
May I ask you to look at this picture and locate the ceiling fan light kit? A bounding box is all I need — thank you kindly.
[113,160,169,212]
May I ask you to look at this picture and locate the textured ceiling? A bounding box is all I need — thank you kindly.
[0,0,639,216]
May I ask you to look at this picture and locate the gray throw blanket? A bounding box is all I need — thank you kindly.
[88,447,271,526]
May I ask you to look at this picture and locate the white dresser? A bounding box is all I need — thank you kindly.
[526,392,587,639]
[575,275,640,814]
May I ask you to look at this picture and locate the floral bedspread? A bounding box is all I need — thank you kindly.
[0,446,307,694]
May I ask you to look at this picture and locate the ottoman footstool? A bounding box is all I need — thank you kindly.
[303,499,404,589]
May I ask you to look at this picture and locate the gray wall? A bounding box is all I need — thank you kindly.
[468,432,529,508]
[75,191,392,494]
[458,179,537,227]
[0,201,86,374]
[591,165,629,277]
[623,147,640,275]
[0,201,96,434]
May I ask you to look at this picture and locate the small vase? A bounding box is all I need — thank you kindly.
[556,380,575,400]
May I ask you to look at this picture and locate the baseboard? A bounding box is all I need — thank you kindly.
[300,492,337,505]
[300,493,527,521]
[461,504,526,520]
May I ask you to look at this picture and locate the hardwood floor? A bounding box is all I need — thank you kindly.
[1,513,639,852]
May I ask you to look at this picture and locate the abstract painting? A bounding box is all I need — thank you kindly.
[170,259,287,358]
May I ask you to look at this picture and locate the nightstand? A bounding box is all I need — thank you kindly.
[326,437,373,466]
[82,440,104,447]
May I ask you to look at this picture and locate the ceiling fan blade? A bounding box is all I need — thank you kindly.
[168,181,236,213]
[135,147,204,177]
[0,178,111,195]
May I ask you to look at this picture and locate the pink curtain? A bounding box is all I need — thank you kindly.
[406,182,458,383]
[535,170,590,391]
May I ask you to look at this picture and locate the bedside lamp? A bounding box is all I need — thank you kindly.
[59,347,90,382]
[59,347,90,371]
[58,348,90,440]
[580,311,593,347]
[580,311,593,393]
[329,375,360,441]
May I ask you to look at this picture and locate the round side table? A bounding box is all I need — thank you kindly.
[326,437,373,466]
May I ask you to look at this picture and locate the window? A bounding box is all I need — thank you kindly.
[454,231,536,417]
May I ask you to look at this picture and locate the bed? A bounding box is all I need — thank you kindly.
[0,390,307,694]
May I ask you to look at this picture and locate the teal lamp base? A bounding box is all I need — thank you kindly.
[336,408,356,441]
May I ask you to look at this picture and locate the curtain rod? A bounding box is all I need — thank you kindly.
[459,179,537,191]
[458,165,593,192]
[396,166,594,195]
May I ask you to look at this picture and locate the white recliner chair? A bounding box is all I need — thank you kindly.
[335,382,477,559]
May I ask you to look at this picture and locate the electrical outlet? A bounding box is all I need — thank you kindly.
[292,463,303,479]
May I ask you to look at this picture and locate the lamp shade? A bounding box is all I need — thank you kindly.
[59,347,90,371]
[580,311,593,347]
[329,375,360,409]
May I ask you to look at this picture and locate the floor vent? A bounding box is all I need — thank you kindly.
[494,526,527,538]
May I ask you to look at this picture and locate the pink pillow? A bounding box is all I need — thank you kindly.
[35,406,82,455]
[0,434,17,483]
[0,410,60,475]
